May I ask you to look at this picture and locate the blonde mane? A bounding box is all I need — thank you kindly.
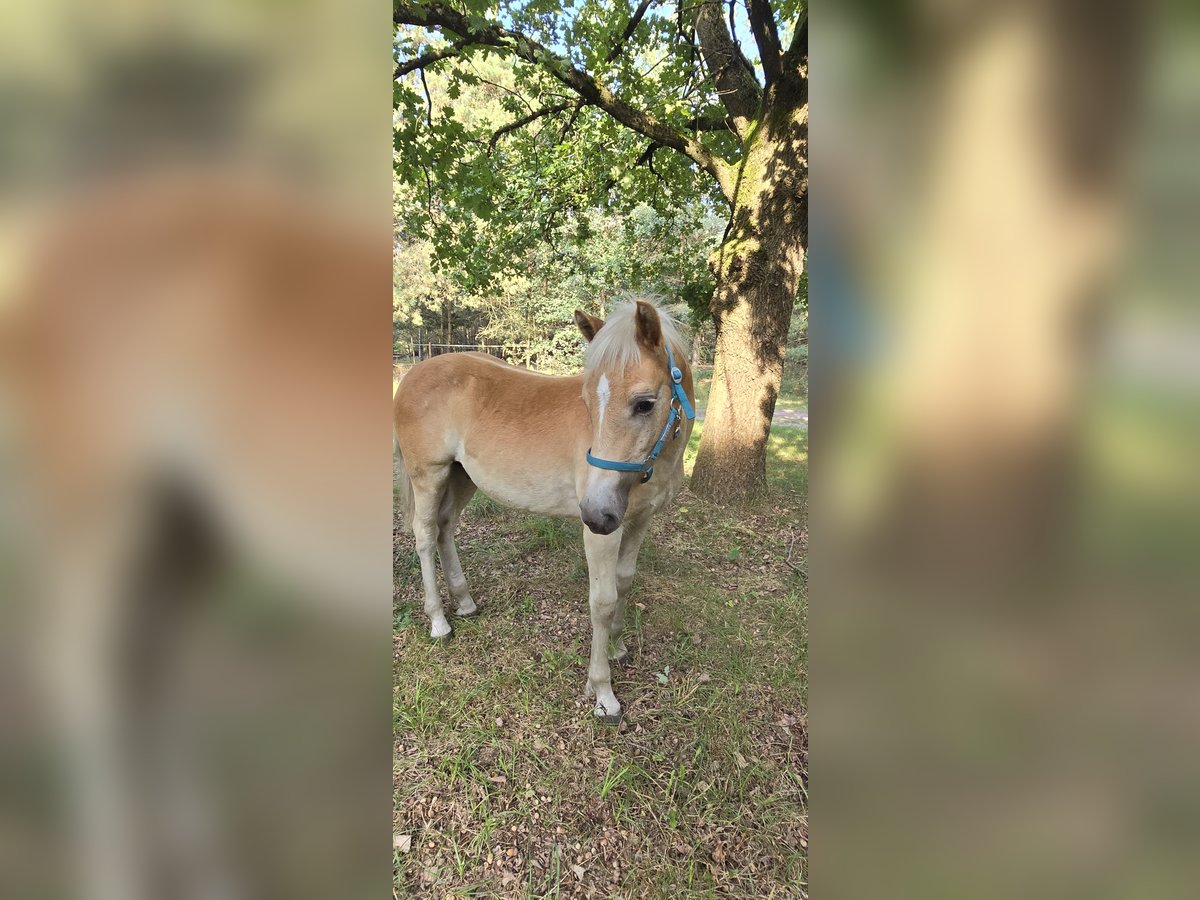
[583,299,689,372]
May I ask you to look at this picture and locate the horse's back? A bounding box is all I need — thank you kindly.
[393,352,585,515]
[393,353,486,426]
[397,351,530,388]
[393,352,571,432]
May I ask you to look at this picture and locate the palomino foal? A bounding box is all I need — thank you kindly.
[393,300,695,723]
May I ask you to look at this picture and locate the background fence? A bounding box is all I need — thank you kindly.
[392,339,530,365]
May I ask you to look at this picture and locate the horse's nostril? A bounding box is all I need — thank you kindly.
[582,509,621,535]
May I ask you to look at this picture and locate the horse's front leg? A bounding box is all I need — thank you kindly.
[609,515,651,667]
[583,526,623,724]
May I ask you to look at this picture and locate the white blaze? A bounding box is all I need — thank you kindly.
[596,374,611,431]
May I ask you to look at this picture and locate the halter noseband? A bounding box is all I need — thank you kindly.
[585,344,696,484]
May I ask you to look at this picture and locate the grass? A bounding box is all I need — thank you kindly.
[394,419,807,897]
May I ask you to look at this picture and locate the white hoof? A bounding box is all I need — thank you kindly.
[593,697,622,725]
[591,683,621,717]
[430,616,451,640]
[456,597,478,617]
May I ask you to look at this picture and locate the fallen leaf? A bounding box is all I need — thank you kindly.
[571,864,585,880]
[733,751,749,769]
[698,672,711,683]
[488,774,508,784]
[393,833,411,853]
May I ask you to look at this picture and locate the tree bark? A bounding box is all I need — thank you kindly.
[691,67,807,502]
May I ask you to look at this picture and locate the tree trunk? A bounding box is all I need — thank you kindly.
[691,73,808,502]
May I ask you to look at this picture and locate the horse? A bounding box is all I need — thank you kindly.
[393,299,696,724]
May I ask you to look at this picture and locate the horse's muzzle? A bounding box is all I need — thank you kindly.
[581,509,621,535]
[580,495,625,535]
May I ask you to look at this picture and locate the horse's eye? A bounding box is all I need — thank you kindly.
[633,399,656,415]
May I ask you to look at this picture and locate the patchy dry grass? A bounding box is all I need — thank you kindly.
[394,429,807,898]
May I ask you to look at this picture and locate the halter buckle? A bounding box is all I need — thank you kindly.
[640,466,654,484]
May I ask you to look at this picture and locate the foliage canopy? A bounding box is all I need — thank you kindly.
[393,0,804,292]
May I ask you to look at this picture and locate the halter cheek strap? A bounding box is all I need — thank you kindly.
[585,344,696,484]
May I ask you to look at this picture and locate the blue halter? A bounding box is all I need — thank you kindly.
[585,344,696,484]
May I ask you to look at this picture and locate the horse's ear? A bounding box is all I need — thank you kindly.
[634,300,662,349]
[574,309,605,343]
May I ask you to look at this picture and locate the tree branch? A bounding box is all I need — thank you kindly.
[394,1,735,202]
[601,140,662,194]
[746,0,783,85]
[464,69,539,117]
[783,13,807,70]
[692,0,763,137]
[559,99,586,141]
[418,66,433,127]
[634,141,660,167]
[687,112,734,132]
[394,43,462,79]
[488,102,573,148]
[606,0,656,63]
[639,142,668,186]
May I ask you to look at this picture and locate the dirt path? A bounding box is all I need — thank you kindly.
[696,405,808,430]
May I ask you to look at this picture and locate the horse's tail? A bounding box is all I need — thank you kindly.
[395,440,415,535]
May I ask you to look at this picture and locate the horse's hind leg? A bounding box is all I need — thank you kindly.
[437,463,478,617]
[409,465,453,640]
